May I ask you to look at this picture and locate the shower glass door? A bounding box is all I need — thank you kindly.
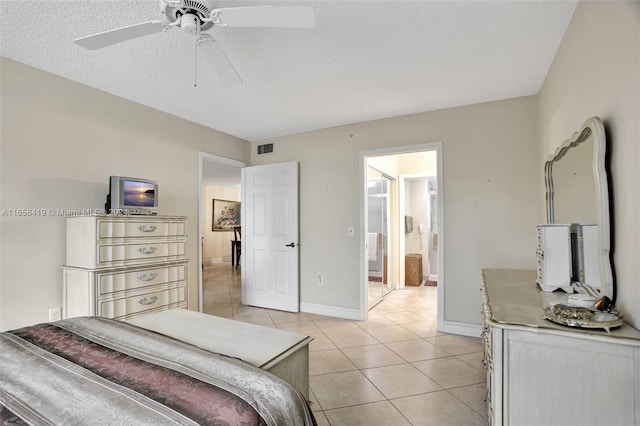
[367,166,391,308]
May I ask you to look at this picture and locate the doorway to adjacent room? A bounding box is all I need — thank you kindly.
[198,153,246,313]
[360,143,443,330]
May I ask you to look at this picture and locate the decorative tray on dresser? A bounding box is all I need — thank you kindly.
[480,269,640,426]
[63,215,188,320]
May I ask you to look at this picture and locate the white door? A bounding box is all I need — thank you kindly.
[242,161,299,312]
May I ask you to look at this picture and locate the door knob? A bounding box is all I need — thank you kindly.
[285,242,297,247]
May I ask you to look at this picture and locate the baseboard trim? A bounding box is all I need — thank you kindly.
[203,257,228,266]
[300,302,363,320]
[440,320,482,338]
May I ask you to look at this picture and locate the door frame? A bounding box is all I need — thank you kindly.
[359,142,444,330]
[198,152,248,312]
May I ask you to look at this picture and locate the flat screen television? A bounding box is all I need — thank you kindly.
[105,176,158,215]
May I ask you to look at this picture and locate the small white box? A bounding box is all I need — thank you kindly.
[537,224,574,292]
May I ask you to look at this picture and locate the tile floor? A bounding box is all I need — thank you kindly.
[202,263,488,426]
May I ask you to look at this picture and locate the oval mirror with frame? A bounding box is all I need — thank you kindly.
[545,116,614,303]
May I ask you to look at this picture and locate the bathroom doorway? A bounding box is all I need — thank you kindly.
[360,143,443,329]
[400,175,439,286]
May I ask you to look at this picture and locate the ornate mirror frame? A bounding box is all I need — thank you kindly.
[544,116,614,301]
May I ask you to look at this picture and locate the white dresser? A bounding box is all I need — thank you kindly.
[63,215,188,320]
[481,269,640,426]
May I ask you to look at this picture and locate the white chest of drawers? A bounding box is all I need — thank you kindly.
[481,269,640,426]
[63,215,188,321]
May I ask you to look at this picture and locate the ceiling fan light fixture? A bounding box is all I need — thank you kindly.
[161,0,215,31]
[180,13,200,34]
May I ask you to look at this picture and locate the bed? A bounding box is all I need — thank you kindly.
[0,316,316,425]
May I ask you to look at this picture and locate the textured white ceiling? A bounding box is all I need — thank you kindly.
[0,0,577,142]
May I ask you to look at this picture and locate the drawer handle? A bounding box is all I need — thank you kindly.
[138,272,158,282]
[137,247,157,255]
[138,296,158,305]
[137,225,157,233]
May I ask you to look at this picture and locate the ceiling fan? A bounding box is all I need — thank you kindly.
[73,0,316,86]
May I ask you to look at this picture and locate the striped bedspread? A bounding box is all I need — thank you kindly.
[0,317,315,425]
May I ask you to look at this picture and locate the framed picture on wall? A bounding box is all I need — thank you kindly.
[212,199,240,231]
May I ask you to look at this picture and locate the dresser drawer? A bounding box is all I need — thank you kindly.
[98,218,186,239]
[98,286,186,319]
[98,263,186,295]
[66,216,187,269]
[97,241,185,266]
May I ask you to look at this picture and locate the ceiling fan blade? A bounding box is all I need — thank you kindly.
[214,6,316,28]
[74,21,167,50]
[197,35,243,86]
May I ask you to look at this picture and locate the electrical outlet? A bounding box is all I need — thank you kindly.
[317,273,324,286]
[49,307,62,322]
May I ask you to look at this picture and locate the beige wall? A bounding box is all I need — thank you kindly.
[8,2,633,332]
[252,96,541,325]
[368,156,398,177]
[398,151,438,176]
[203,185,241,263]
[0,58,251,331]
[538,0,640,327]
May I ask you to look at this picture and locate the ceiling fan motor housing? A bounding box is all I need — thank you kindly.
[160,0,216,31]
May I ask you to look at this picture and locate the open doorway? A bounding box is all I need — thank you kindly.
[198,153,247,314]
[400,174,439,286]
[360,143,444,330]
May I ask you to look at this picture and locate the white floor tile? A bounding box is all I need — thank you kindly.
[201,266,487,425]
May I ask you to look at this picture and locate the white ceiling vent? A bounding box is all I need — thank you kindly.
[257,143,274,155]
